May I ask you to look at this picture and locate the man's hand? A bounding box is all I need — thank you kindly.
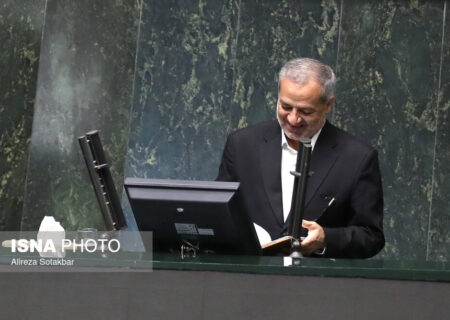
[300,220,326,256]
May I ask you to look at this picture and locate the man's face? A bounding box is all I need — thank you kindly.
[277,77,334,141]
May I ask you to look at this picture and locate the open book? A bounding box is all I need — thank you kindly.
[254,223,296,256]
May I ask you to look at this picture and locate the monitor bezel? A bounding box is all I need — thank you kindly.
[124,177,261,255]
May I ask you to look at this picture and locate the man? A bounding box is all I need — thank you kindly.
[217,58,384,258]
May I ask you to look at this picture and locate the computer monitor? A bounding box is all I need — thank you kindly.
[124,178,261,255]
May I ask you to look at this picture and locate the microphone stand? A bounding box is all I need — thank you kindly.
[289,137,312,258]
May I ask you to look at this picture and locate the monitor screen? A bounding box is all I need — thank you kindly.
[124,178,261,255]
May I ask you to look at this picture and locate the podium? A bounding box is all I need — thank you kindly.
[0,250,448,320]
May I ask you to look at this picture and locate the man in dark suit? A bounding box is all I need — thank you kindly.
[217,58,384,258]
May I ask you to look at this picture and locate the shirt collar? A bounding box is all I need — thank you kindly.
[281,126,323,152]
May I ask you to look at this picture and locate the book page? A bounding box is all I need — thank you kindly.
[253,223,272,247]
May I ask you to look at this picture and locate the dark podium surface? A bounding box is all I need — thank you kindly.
[0,249,448,282]
[0,249,448,320]
[152,253,450,282]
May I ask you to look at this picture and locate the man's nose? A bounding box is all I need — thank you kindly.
[287,110,302,125]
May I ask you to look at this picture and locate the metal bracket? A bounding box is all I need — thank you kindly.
[290,170,315,177]
[180,240,199,259]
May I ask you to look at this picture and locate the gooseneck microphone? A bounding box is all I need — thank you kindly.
[289,137,312,258]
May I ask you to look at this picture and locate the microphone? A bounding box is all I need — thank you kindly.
[288,137,312,258]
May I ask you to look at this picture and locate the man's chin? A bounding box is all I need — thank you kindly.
[284,129,305,142]
[284,133,301,142]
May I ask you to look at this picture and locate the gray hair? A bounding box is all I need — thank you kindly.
[278,58,336,102]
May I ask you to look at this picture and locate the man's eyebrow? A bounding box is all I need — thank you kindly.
[280,100,314,111]
[280,101,292,107]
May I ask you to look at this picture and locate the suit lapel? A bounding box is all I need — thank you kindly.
[304,121,339,217]
[259,121,284,226]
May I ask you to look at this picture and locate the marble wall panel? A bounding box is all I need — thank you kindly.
[0,0,46,230]
[20,0,140,231]
[335,1,444,260]
[126,0,239,180]
[126,0,341,181]
[2,0,447,260]
[428,1,450,262]
[230,0,341,126]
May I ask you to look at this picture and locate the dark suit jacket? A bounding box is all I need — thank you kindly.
[217,120,385,258]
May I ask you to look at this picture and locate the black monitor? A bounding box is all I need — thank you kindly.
[124,178,261,255]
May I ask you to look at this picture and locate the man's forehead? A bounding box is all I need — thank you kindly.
[279,97,315,109]
[279,79,323,102]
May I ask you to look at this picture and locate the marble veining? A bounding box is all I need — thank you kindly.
[0,0,46,230]
[1,0,448,261]
[20,0,141,231]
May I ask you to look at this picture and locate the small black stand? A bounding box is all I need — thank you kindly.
[180,240,199,259]
[78,130,127,231]
[289,138,312,258]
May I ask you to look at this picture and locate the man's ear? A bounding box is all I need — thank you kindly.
[325,97,334,113]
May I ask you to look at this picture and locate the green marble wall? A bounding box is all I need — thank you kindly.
[0,0,46,230]
[20,0,141,231]
[127,0,448,261]
[334,1,444,260]
[1,0,448,260]
[428,2,450,262]
[126,0,340,180]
